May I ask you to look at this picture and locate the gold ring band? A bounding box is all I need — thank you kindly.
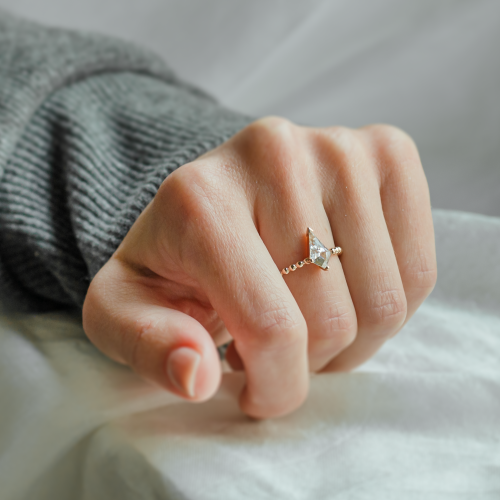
[281,227,342,276]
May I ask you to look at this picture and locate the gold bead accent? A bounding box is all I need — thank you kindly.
[281,258,312,275]
[280,233,342,277]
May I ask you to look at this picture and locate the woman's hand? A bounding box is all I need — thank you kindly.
[82,117,436,419]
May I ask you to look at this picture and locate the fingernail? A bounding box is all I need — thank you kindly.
[166,347,201,398]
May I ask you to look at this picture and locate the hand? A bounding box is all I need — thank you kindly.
[82,117,436,418]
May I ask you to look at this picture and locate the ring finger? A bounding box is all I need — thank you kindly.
[253,141,358,373]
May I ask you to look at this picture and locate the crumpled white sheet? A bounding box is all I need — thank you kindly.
[1,209,499,500]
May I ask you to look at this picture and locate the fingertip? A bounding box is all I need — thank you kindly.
[239,373,310,419]
[165,333,222,402]
[166,347,202,398]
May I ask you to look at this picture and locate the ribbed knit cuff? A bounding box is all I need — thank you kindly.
[0,12,252,312]
[0,10,177,179]
[0,72,252,311]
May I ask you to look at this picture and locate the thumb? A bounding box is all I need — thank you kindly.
[82,258,221,401]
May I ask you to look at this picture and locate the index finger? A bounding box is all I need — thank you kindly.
[158,166,309,419]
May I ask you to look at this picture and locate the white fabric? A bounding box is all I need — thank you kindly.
[0,1,500,498]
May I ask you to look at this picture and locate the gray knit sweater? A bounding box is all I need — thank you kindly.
[0,11,251,313]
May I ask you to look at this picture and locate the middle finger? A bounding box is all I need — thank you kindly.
[254,130,358,373]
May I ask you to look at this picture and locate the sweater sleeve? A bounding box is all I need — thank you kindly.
[0,11,252,312]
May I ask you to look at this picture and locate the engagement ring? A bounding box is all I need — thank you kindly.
[281,227,342,276]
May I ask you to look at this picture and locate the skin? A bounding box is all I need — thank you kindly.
[82,117,437,419]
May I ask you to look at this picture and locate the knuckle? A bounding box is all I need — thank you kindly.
[125,318,153,367]
[319,126,367,178]
[240,118,313,207]
[157,162,219,220]
[362,286,407,337]
[323,126,362,159]
[243,300,306,352]
[328,126,360,152]
[315,302,357,350]
[366,123,414,147]
[365,124,419,164]
[245,116,297,145]
[404,265,438,297]
[241,117,300,175]
[127,316,159,369]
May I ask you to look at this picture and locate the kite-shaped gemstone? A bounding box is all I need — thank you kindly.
[308,228,332,269]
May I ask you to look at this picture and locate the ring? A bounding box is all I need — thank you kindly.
[281,227,342,276]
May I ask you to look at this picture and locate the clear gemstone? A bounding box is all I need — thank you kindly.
[308,228,332,269]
